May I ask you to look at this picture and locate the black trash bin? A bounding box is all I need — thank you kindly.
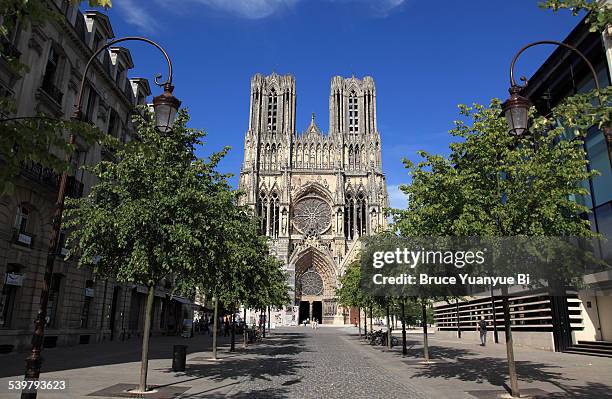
[248,329,254,344]
[172,345,188,371]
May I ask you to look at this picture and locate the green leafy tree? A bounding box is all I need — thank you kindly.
[337,260,369,336]
[394,88,606,395]
[206,202,289,352]
[63,108,231,393]
[0,0,113,194]
[539,0,612,32]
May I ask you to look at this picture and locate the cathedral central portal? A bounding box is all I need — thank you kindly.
[239,73,388,325]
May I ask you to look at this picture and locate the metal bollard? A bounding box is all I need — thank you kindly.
[172,344,188,371]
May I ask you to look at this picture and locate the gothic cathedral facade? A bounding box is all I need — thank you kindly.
[238,73,388,325]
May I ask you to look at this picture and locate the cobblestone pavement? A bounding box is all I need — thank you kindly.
[209,327,432,399]
[1,326,610,398]
[0,327,434,399]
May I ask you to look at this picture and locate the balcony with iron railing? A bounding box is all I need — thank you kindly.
[20,161,60,190]
[12,228,34,248]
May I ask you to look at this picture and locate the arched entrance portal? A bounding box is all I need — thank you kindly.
[292,246,339,324]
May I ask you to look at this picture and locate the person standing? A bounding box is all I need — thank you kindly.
[224,318,230,337]
[477,316,487,346]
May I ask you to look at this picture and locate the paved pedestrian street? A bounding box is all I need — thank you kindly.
[0,327,611,398]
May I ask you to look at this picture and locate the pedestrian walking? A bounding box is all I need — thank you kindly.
[224,318,230,337]
[477,316,487,346]
[203,318,210,336]
[314,318,318,329]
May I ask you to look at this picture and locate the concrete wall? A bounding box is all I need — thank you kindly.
[435,329,556,352]
[598,296,612,341]
[573,293,602,342]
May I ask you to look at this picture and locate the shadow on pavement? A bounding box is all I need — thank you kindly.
[159,332,310,386]
[180,387,291,398]
[348,331,612,399]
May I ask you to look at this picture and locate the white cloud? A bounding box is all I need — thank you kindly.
[163,0,405,20]
[387,184,408,210]
[117,0,159,33]
[325,0,406,16]
[192,0,299,19]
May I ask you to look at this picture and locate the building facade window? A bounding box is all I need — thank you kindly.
[344,192,367,239]
[270,192,280,238]
[41,46,62,103]
[14,205,29,234]
[344,193,354,240]
[356,192,367,236]
[348,92,358,133]
[80,280,94,328]
[267,89,278,132]
[84,84,98,122]
[257,190,280,237]
[585,127,612,207]
[0,264,21,328]
[46,274,63,328]
[258,190,268,235]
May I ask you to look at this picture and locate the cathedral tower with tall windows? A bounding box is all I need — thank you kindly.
[239,73,388,325]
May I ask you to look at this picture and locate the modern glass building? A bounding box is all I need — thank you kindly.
[434,15,612,355]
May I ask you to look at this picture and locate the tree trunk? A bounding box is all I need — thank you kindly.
[262,309,266,338]
[212,296,219,360]
[230,307,236,352]
[267,306,271,333]
[401,299,407,356]
[422,300,429,362]
[502,286,519,397]
[456,297,461,339]
[386,305,391,349]
[363,307,367,338]
[357,307,361,337]
[243,307,247,349]
[138,285,155,393]
[369,305,373,331]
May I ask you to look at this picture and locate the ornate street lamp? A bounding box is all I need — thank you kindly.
[499,40,611,399]
[502,86,531,137]
[19,36,179,399]
[153,84,181,133]
[503,41,610,160]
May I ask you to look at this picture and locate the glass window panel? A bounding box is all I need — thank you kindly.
[594,202,612,261]
[586,128,612,206]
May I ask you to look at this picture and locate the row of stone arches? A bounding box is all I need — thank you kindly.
[257,190,281,238]
[293,143,335,169]
[258,143,282,171]
[344,191,368,240]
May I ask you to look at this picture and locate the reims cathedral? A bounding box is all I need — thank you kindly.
[238,73,388,325]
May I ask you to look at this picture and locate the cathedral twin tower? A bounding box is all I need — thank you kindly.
[239,73,388,325]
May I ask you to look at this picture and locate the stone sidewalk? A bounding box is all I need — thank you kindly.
[346,326,612,398]
[0,327,610,398]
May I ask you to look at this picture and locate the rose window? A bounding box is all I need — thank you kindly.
[300,270,324,296]
[293,197,331,236]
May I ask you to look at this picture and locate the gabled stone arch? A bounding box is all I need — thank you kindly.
[290,245,338,299]
[292,181,333,204]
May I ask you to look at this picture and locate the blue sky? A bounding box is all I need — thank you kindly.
[102,0,580,208]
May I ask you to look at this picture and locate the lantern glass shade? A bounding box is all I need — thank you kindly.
[502,86,531,137]
[152,88,181,133]
[505,106,529,137]
[154,102,177,133]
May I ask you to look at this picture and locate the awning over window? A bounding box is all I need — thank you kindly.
[171,296,195,306]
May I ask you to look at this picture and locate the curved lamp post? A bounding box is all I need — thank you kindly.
[502,40,611,167]
[21,37,180,399]
[500,40,610,399]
